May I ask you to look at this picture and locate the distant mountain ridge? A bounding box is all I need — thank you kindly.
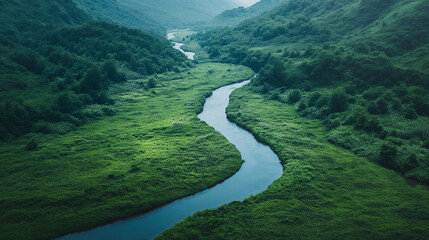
[204,0,285,29]
[118,0,239,28]
[73,0,165,34]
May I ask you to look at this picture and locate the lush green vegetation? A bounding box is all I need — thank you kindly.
[195,0,429,183]
[0,63,254,240]
[73,0,165,34]
[0,0,187,140]
[157,85,429,240]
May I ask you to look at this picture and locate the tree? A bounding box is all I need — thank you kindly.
[102,59,126,82]
[329,89,348,113]
[80,66,105,93]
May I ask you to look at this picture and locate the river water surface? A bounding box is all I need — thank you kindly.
[57,41,283,240]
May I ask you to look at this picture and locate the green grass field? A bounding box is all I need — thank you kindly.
[0,63,254,240]
[157,85,429,239]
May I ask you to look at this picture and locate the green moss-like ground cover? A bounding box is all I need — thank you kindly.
[0,63,254,240]
[158,85,429,239]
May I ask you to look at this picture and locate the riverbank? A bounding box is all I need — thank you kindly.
[157,85,429,239]
[59,77,282,240]
[0,63,254,240]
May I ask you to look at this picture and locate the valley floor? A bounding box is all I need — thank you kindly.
[0,63,254,240]
[157,85,429,239]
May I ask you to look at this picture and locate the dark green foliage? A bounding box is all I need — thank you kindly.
[287,90,301,103]
[147,78,157,89]
[297,101,307,112]
[367,98,389,115]
[402,153,419,172]
[423,139,429,149]
[380,142,397,168]
[102,60,126,83]
[81,66,106,93]
[25,138,38,151]
[328,89,348,113]
[0,3,186,140]
[405,108,418,119]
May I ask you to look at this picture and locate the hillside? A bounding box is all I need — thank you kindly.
[204,0,285,29]
[73,0,164,34]
[196,0,429,182]
[118,0,239,28]
[0,0,186,140]
[0,0,90,34]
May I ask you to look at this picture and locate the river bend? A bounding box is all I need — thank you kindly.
[57,42,283,240]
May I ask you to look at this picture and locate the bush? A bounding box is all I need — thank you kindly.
[308,92,321,106]
[25,138,39,151]
[288,90,302,103]
[329,89,348,113]
[405,108,418,119]
[380,142,397,168]
[401,153,419,172]
[368,98,389,115]
[297,101,307,111]
[147,77,157,88]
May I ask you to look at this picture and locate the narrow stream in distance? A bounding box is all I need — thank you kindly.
[167,32,195,60]
[56,37,283,240]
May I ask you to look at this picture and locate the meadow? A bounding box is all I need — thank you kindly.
[0,63,254,240]
[158,85,429,239]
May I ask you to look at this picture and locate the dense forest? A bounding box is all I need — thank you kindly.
[196,0,429,183]
[73,0,165,34]
[0,0,186,140]
[1,0,429,239]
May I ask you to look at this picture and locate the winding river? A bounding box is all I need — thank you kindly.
[57,37,283,240]
[167,32,195,60]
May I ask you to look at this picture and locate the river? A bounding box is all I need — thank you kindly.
[167,32,195,60]
[56,38,283,240]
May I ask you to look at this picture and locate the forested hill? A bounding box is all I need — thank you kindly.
[73,0,165,34]
[204,0,285,29]
[0,0,90,35]
[0,0,187,140]
[197,0,429,184]
[118,0,239,28]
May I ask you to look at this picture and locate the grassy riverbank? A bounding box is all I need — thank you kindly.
[157,85,429,239]
[0,63,254,240]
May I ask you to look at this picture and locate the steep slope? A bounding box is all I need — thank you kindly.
[196,0,429,182]
[119,0,239,27]
[0,0,90,34]
[73,0,164,34]
[0,0,186,140]
[204,0,286,29]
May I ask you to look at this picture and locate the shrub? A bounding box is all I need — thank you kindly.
[380,142,397,168]
[25,138,39,151]
[297,101,307,111]
[368,98,389,115]
[405,108,418,119]
[308,92,321,106]
[316,95,329,108]
[288,90,302,103]
[401,153,419,172]
[147,77,157,88]
[329,89,348,113]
